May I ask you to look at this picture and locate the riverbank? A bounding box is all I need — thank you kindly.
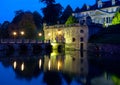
[88,43,120,54]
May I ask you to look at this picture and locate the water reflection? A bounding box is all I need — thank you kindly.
[0,50,120,85]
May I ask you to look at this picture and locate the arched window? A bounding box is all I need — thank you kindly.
[80,30,84,33]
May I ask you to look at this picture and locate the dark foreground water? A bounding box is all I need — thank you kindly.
[0,50,120,85]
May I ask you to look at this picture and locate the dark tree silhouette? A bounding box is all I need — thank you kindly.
[0,21,10,38]
[40,0,63,25]
[9,11,38,39]
[60,5,73,24]
[33,11,43,30]
[40,0,55,5]
[75,7,81,12]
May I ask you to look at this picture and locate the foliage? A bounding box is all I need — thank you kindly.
[18,12,37,39]
[0,21,10,38]
[33,11,43,30]
[9,11,42,39]
[12,10,24,24]
[74,7,81,12]
[112,10,120,25]
[65,15,76,25]
[112,75,120,85]
[60,5,73,24]
[40,0,55,5]
[40,0,63,25]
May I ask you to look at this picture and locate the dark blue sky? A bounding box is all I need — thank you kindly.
[0,0,107,23]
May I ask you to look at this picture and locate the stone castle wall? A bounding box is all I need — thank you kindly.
[44,24,88,50]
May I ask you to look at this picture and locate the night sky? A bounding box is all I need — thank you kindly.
[0,0,107,23]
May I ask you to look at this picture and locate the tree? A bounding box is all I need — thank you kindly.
[33,11,43,30]
[9,11,37,39]
[60,5,73,24]
[40,0,55,5]
[40,0,63,25]
[112,10,120,25]
[18,12,37,39]
[74,7,81,12]
[0,21,10,38]
[65,15,77,25]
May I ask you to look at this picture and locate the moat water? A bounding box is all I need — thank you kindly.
[0,50,120,85]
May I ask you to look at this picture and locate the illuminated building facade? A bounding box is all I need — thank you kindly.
[43,24,88,50]
[73,0,120,26]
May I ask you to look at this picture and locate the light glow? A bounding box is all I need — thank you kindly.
[57,61,61,71]
[48,33,51,36]
[13,32,17,36]
[21,63,24,71]
[20,31,24,35]
[48,60,51,70]
[38,33,42,36]
[13,61,17,69]
[39,59,42,69]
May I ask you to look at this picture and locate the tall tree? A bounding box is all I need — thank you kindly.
[74,7,81,13]
[0,21,10,38]
[9,11,37,39]
[60,5,73,24]
[40,0,55,5]
[40,0,63,25]
[33,11,43,30]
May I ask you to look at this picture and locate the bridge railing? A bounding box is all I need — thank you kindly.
[0,39,46,44]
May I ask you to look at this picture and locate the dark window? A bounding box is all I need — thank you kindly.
[80,43,84,50]
[80,30,84,33]
[80,37,84,42]
[72,38,76,42]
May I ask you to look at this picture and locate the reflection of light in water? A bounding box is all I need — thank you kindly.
[13,61,17,69]
[50,49,58,56]
[39,59,42,69]
[57,61,61,71]
[21,63,24,71]
[48,60,51,70]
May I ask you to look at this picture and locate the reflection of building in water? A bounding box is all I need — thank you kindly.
[91,72,114,85]
[44,24,88,50]
[43,51,88,80]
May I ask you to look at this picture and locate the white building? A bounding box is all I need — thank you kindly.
[73,0,120,26]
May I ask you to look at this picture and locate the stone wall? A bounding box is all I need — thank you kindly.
[44,24,88,50]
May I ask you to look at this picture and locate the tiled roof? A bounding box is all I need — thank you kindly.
[76,0,120,12]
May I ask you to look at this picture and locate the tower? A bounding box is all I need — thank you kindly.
[111,0,116,5]
[96,0,103,8]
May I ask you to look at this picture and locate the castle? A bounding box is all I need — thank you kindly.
[43,24,88,50]
[73,0,120,26]
[44,0,120,50]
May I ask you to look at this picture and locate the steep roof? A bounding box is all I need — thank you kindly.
[77,0,120,12]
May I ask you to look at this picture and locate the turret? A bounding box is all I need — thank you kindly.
[111,0,116,5]
[96,0,103,8]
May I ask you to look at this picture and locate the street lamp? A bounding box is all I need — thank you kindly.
[20,31,24,36]
[38,32,42,37]
[13,31,17,40]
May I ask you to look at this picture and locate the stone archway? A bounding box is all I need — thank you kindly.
[55,30,65,43]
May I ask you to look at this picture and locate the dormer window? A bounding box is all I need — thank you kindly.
[98,0,103,8]
[111,0,116,6]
